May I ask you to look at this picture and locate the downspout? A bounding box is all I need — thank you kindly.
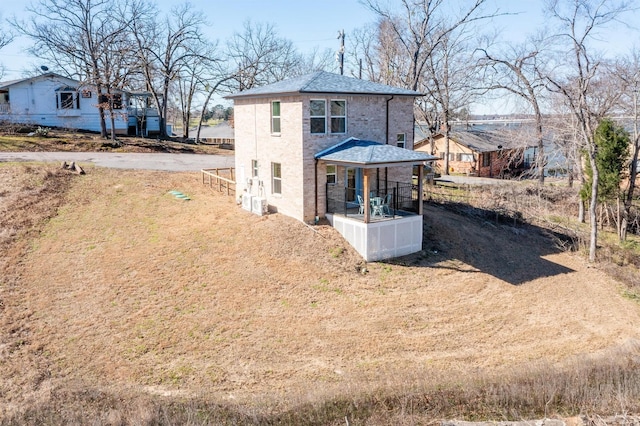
[384,95,394,191]
[385,95,394,143]
[314,158,319,223]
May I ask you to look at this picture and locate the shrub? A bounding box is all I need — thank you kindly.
[34,126,50,137]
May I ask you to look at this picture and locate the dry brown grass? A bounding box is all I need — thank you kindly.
[2,163,640,424]
[0,125,230,155]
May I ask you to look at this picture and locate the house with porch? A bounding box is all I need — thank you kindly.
[226,71,436,261]
[0,72,159,136]
[414,129,532,178]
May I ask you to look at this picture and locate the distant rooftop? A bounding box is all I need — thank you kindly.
[226,71,422,99]
[454,130,532,152]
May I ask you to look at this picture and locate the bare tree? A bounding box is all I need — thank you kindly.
[477,36,550,183]
[227,20,302,91]
[16,0,136,138]
[348,24,382,81]
[194,70,236,144]
[361,0,497,91]
[423,29,481,174]
[0,15,14,51]
[96,0,151,142]
[296,46,337,75]
[0,16,15,80]
[130,2,212,138]
[362,0,499,176]
[174,37,221,139]
[544,0,632,262]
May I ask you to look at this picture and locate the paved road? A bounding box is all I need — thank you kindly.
[0,151,234,172]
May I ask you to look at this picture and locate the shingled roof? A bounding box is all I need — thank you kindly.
[315,137,437,168]
[450,130,532,152]
[416,129,533,153]
[226,71,422,99]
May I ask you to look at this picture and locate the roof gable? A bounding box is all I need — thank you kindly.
[0,72,79,90]
[226,71,422,99]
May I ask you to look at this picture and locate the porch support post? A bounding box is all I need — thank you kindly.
[417,163,424,215]
[363,169,371,223]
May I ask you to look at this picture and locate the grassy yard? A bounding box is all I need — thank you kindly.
[0,127,230,154]
[1,162,640,424]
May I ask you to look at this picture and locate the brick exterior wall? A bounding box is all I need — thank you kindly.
[477,150,522,178]
[234,94,416,223]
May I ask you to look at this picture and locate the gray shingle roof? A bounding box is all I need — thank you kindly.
[416,129,534,153]
[315,137,437,167]
[449,130,531,152]
[226,71,422,99]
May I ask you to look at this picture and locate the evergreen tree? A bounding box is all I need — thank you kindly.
[581,118,630,203]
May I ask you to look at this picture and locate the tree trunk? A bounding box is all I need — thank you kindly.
[196,89,216,144]
[588,152,599,262]
[578,199,585,223]
[443,119,451,175]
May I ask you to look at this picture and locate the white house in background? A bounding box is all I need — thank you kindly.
[0,72,160,136]
[226,71,437,261]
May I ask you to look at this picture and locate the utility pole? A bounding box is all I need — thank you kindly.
[337,30,345,75]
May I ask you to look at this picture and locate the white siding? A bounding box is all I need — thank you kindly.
[0,74,128,133]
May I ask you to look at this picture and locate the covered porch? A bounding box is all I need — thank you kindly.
[315,138,437,261]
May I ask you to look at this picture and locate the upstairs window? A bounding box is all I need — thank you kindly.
[330,100,346,133]
[396,133,406,148]
[271,101,281,133]
[310,100,326,134]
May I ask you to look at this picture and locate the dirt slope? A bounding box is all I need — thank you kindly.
[1,164,640,417]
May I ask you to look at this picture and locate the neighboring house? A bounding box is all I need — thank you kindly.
[226,71,436,261]
[415,129,532,178]
[0,72,159,136]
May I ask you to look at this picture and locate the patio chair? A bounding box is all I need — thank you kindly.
[357,195,365,214]
[371,196,384,217]
[381,193,392,216]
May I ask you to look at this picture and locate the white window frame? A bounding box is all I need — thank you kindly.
[271,100,281,134]
[57,90,79,110]
[326,164,336,185]
[310,99,326,134]
[252,159,259,178]
[396,133,406,148]
[460,153,474,162]
[330,99,346,134]
[272,162,282,195]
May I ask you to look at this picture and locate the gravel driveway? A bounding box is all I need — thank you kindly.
[0,151,234,172]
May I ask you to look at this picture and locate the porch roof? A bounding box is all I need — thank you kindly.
[315,137,437,168]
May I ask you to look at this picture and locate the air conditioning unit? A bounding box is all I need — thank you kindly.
[251,197,268,216]
[241,193,253,211]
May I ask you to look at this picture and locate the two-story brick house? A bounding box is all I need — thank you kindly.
[226,71,435,261]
